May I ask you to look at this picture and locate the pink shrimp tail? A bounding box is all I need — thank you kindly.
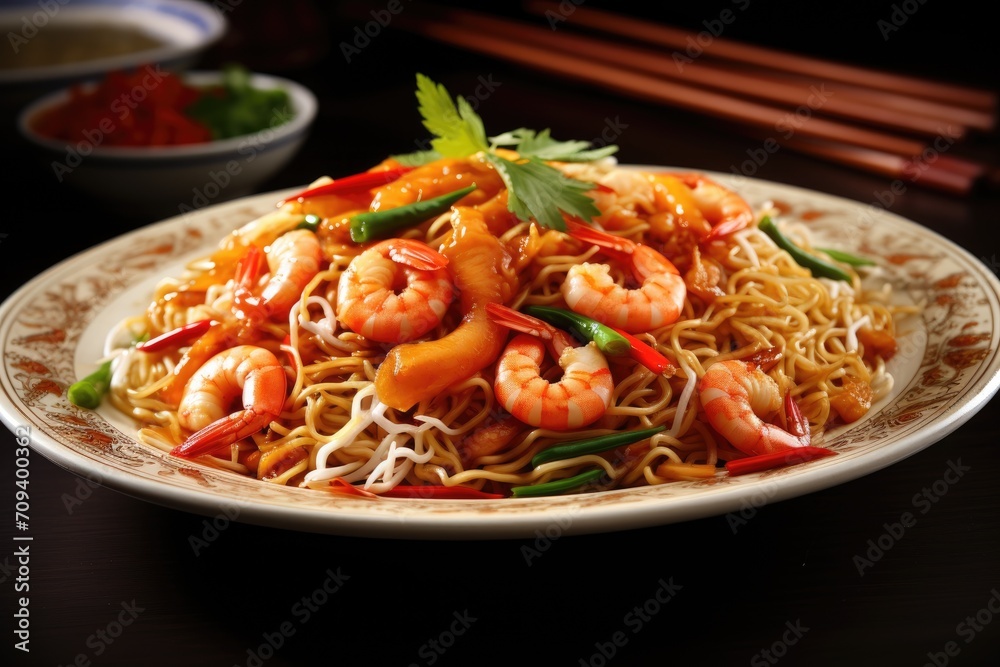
[171,408,274,458]
[172,362,287,458]
[485,302,574,356]
[485,303,556,340]
[699,358,810,456]
[784,392,810,443]
[385,239,450,271]
[706,215,753,240]
[751,394,810,455]
[233,245,268,322]
[745,346,783,372]
[565,218,633,254]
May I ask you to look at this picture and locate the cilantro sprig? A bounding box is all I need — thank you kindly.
[392,73,619,232]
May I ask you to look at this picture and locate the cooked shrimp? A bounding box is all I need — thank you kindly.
[172,345,287,458]
[260,229,323,316]
[684,245,725,303]
[488,303,613,430]
[370,156,503,211]
[460,414,527,463]
[235,229,323,322]
[562,219,686,333]
[667,172,754,240]
[336,238,455,344]
[226,205,304,250]
[698,350,810,456]
[157,322,239,407]
[374,205,518,411]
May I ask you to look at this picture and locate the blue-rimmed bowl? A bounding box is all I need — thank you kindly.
[0,0,227,90]
[16,70,318,219]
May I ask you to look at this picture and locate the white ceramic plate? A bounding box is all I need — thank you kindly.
[2,173,999,540]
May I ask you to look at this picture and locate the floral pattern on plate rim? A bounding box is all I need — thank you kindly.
[1,175,998,534]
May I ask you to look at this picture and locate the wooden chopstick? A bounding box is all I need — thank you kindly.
[751,134,981,195]
[522,0,999,114]
[399,12,924,153]
[390,6,988,193]
[434,7,981,139]
[727,68,995,133]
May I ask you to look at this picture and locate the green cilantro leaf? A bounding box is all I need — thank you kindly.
[410,74,617,231]
[486,154,602,232]
[415,73,488,157]
[491,127,619,162]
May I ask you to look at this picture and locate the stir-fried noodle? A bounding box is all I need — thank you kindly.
[104,156,911,498]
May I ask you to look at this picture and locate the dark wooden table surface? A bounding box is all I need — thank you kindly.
[3,2,999,665]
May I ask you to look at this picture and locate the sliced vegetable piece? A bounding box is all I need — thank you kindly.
[724,446,837,476]
[522,305,630,356]
[295,214,321,232]
[655,462,719,480]
[135,319,214,352]
[67,359,113,409]
[327,477,377,498]
[284,166,413,202]
[815,247,877,266]
[184,64,292,140]
[531,425,666,467]
[349,183,478,243]
[758,216,853,282]
[511,468,606,497]
[608,326,675,375]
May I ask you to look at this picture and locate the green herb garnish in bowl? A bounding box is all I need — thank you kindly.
[185,64,294,139]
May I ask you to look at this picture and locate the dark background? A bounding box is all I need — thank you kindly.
[3,1,1000,666]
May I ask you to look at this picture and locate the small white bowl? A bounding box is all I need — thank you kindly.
[17,70,318,219]
[0,0,227,89]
